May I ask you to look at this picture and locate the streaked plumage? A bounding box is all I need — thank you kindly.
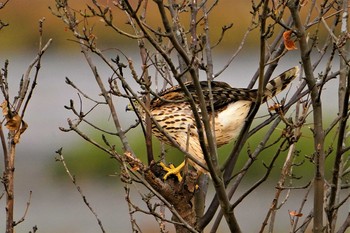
[130,66,300,177]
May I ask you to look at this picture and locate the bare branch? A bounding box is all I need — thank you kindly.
[13,191,32,226]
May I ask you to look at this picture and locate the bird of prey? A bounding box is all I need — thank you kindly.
[127,66,299,181]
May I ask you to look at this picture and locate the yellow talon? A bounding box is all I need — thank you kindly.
[159,161,185,182]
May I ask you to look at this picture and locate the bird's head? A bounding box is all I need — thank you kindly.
[125,100,137,112]
[125,99,144,114]
[126,99,148,123]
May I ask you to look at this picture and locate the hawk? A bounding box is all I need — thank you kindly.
[127,66,299,181]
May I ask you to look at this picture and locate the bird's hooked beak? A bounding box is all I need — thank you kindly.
[125,103,134,112]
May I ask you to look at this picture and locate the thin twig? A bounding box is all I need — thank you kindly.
[55,148,106,233]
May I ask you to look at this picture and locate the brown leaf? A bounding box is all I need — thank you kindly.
[5,114,21,131]
[13,120,28,144]
[283,30,297,50]
[1,100,28,143]
[1,100,9,116]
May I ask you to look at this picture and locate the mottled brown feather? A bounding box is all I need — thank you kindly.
[152,66,299,112]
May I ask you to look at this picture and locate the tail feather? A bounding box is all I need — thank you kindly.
[263,66,300,102]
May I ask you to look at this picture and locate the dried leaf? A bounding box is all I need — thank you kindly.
[5,114,21,131]
[1,100,8,116]
[289,210,303,217]
[13,130,21,144]
[0,100,21,130]
[1,100,28,143]
[283,30,297,50]
[13,120,28,144]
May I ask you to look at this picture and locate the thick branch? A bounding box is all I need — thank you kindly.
[288,1,325,232]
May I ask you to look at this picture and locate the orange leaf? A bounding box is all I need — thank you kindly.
[283,30,297,50]
[268,103,282,112]
[289,210,303,217]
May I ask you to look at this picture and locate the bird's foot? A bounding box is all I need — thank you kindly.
[159,161,185,182]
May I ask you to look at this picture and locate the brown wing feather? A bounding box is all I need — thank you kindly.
[150,66,299,112]
[151,81,257,111]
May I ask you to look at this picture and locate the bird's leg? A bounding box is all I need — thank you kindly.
[159,161,185,182]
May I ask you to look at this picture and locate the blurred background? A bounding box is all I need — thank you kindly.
[0,1,344,232]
